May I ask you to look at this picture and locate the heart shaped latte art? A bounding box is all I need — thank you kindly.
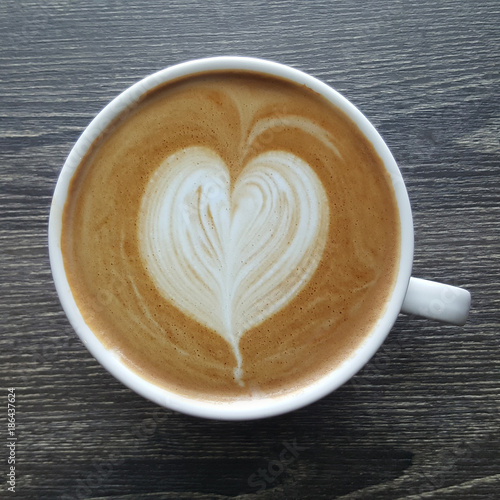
[138,146,330,384]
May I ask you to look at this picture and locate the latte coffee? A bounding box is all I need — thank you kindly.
[61,70,400,401]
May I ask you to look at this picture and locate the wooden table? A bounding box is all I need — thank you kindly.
[1,1,498,498]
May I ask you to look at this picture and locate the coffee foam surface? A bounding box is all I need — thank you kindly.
[139,147,330,384]
[62,71,400,401]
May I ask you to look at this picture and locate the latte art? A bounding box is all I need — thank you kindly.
[61,71,400,401]
[139,146,330,383]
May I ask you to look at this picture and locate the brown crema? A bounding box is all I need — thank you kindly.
[62,71,400,401]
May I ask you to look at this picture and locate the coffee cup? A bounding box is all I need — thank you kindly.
[49,57,471,419]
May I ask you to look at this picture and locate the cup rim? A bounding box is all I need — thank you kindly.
[48,56,414,420]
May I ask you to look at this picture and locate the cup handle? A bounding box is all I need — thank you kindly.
[401,277,471,326]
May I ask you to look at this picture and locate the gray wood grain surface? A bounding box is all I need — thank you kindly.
[1,0,498,498]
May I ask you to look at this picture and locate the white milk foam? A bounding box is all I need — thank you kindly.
[139,146,330,384]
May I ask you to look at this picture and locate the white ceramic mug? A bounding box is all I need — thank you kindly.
[49,57,471,420]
